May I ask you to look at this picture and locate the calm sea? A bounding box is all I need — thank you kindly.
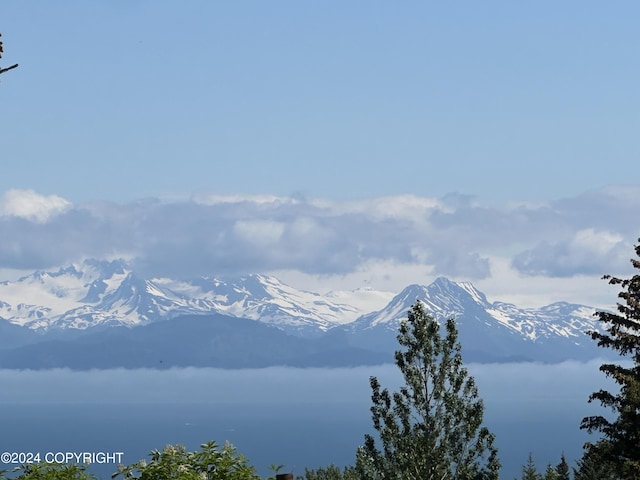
[0,362,612,479]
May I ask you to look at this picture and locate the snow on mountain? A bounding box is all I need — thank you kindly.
[346,277,600,347]
[0,262,605,360]
[0,260,373,334]
[154,273,367,334]
[0,261,118,328]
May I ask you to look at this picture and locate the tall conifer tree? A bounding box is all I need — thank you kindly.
[580,238,640,478]
[573,441,617,480]
[543,464,559,480]
[356,302,500,480]
[519,453,541,480]
[555,453,570,480]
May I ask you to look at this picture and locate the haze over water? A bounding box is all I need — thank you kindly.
[0,361,613,479]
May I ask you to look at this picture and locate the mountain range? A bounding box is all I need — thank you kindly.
[0,259,609,368]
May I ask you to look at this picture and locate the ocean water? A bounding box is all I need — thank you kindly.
[0,362,613,479]
[1,402,369,479]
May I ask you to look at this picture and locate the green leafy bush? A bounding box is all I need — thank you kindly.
[113,442,260,480]
[1,463,96,480]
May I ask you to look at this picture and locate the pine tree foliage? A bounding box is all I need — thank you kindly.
[543,464,559,480]
[519,453,540,480]
[356,302,500,480]
[580,239,640,479]
[573,441,617,480]
[555,453,570,480]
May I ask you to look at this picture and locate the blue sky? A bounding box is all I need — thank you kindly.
[1,2,639,306]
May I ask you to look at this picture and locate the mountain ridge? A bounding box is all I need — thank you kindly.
[0,260,609,367]
[0,260,375,335]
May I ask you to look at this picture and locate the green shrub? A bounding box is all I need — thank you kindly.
[113,442,260,480]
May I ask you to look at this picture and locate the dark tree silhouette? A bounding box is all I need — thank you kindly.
[580,238,640,478]
[555,453,570,480]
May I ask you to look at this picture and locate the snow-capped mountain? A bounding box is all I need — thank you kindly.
[0,259,375,335]
[348,277,597,342]
[342,277,603,362]
[0,261,610,366]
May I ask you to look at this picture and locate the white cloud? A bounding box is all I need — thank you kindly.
[0,187,638,306]
[288,216,326,238]
[317,194,443,223]
[475,256,618,310]
[512,229,631,278]
[572,228,623,255]
[0,189,71,222]
[191,193,299,206]
[272,259,436,295]
[233,220,285,245]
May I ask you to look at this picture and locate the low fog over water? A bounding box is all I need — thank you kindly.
[0,361,615,479]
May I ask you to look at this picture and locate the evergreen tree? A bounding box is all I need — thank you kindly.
[580,239,640,479]
[356,302,500,480]
[555,453,570,480]
[519,453,540,480]
[543,464,559,480]
[573,441,617,480]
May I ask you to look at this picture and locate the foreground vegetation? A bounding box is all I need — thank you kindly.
[2,239,640,480]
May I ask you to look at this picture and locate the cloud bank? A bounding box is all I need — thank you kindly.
[0,189,71,223]
[0,187,638,304]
